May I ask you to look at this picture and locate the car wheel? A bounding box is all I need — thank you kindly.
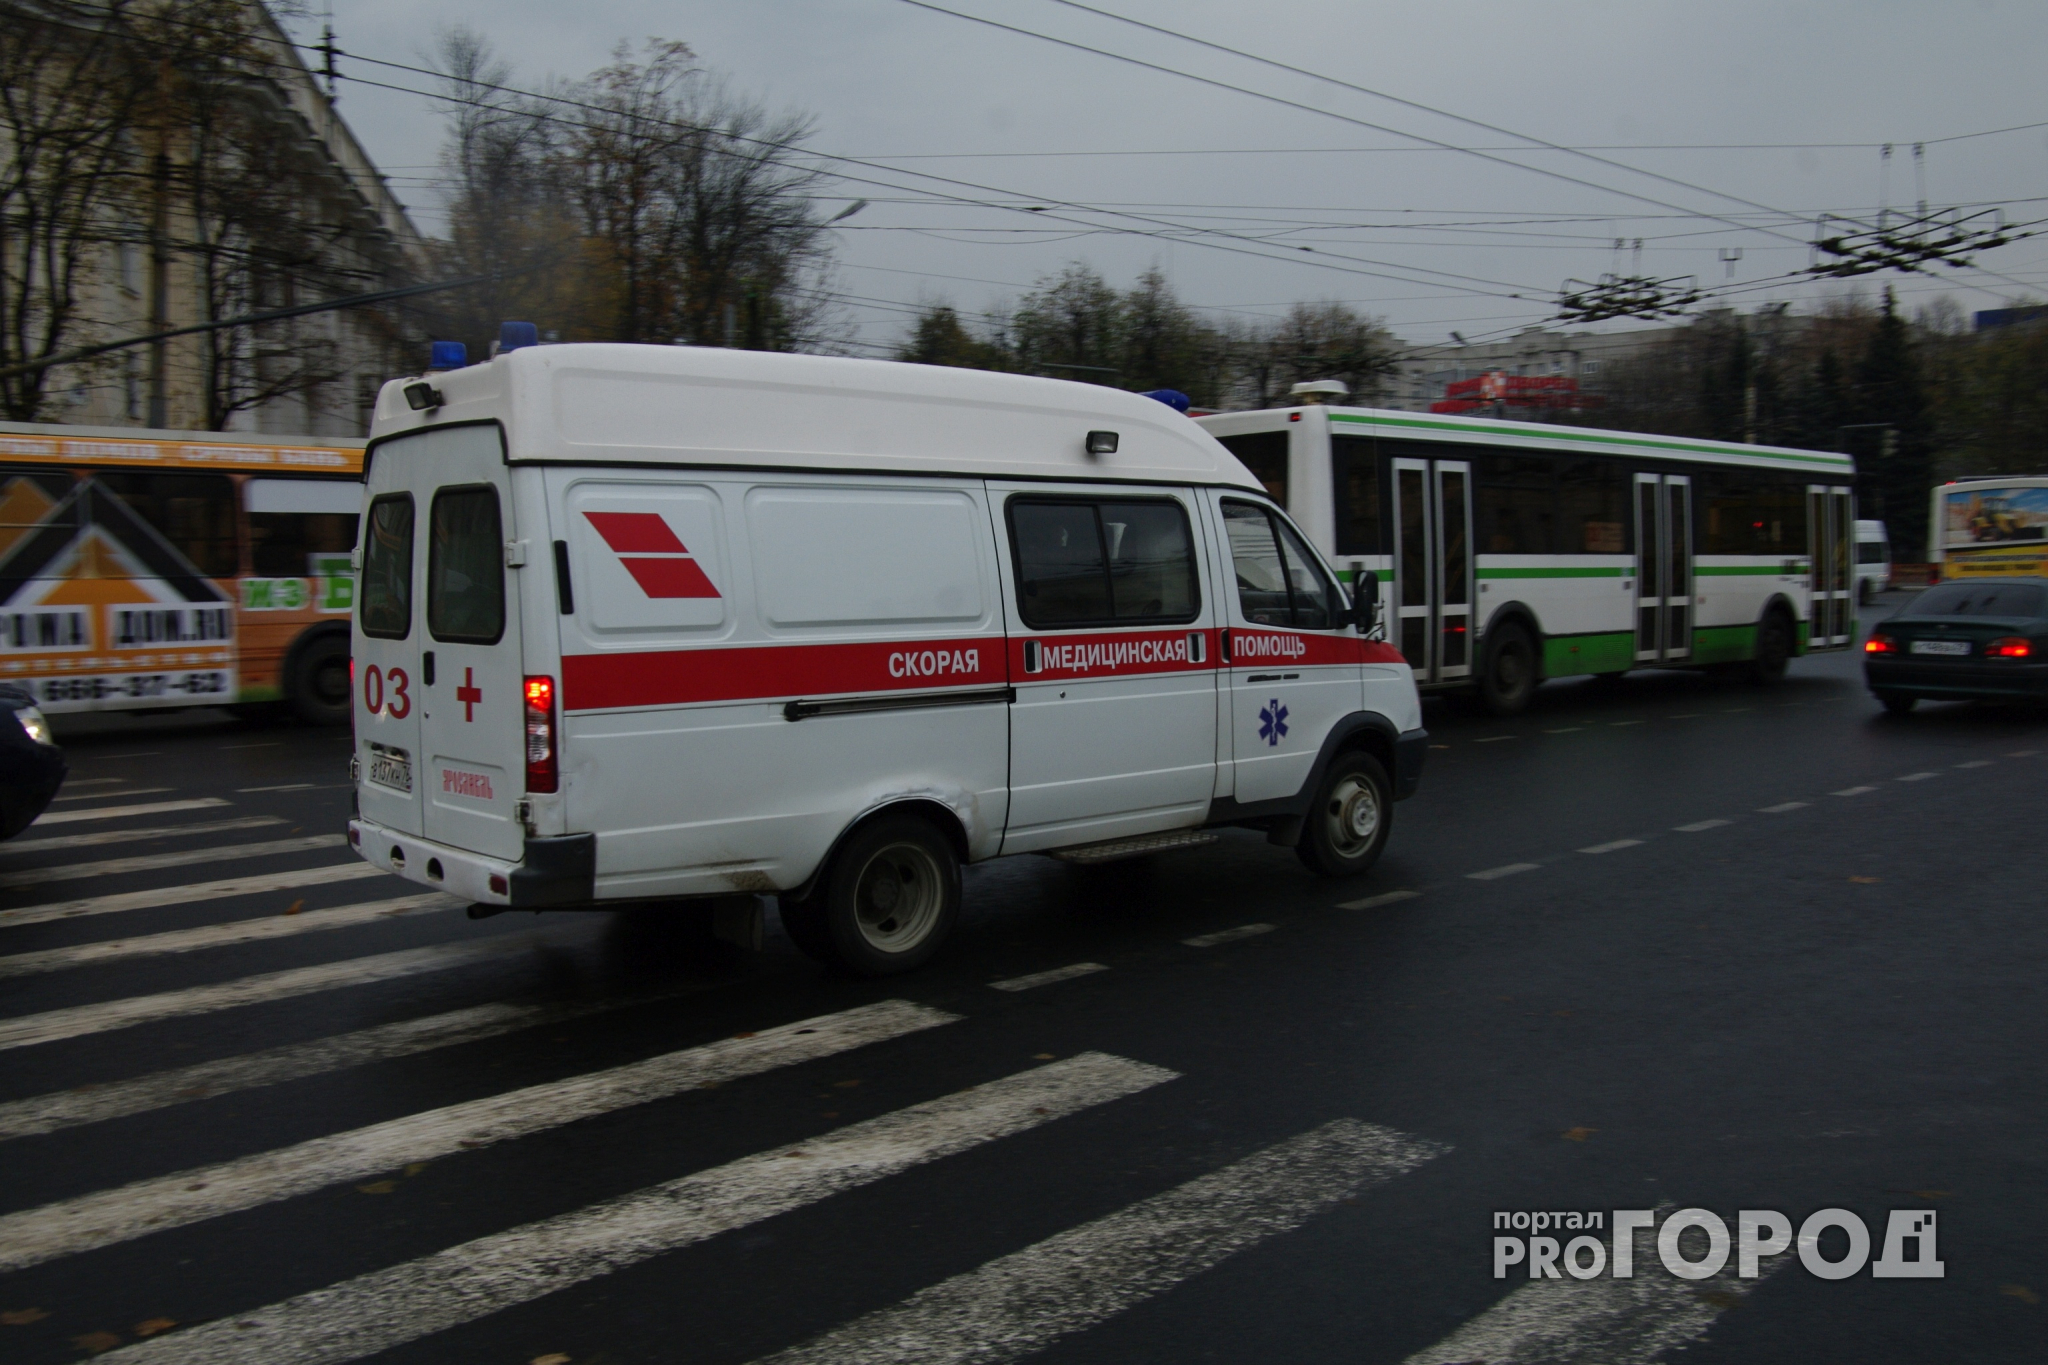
[1478,621,1538,716]
[1295,752,1393,878]
[819,815,960,975]
[1878,691,1918,716]
[287,634,352,725]
[1749,609,1793,686]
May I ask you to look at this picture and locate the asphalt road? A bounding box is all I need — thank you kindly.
[2,591,2042,1364]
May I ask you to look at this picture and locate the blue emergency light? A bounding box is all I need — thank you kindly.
[428,340,467,370]
[498,321,540,353]
[1141,388,1192,413]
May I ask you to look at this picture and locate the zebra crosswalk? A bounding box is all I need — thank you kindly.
[0,779,1777,1365]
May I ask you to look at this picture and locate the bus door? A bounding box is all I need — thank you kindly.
[1807,484,1854,648]
[1633,473,1693,663]
[1388,456,1473,685]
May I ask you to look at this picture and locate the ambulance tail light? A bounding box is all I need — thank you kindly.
[524,675,558,793]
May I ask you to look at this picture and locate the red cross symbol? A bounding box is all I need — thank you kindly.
[456,667,482,722]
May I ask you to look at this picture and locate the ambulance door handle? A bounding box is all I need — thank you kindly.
[423,652,435,687]
[1220,627,1231,663]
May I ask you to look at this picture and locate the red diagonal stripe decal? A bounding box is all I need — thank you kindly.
[584,511,687,554]
[621,556,721,599]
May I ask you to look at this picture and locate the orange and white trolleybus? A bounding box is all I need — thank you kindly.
[0,421,363,722]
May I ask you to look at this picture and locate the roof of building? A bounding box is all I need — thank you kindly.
[373,344,1265,490]
[1198,403,1856,474]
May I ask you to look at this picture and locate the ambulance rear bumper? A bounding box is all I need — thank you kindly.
[349,819,597,908]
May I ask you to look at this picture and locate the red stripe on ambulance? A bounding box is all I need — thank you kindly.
[561,637,1006,712]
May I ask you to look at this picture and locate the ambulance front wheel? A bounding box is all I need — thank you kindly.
[815,814,962,976]
[1296,752,1392,878]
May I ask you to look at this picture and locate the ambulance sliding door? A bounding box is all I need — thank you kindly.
[994,485,1219,853]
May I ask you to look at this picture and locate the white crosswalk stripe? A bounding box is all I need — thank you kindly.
[0,998,957,1274]
[29,797,231,826]
[99,1051,1173,1365]
[1401,1224,1789,1364]
[0,892,459,980]
[0,929,562,1051]
[0,860,390,929]
[0,834,349,889]
[0,816,286,855]
[756,1119,1447,1365]
[0,989,695,1141]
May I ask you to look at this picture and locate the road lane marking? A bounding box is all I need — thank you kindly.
[0,894,459,980]
[1720,707,1752,713]
[2006,749,2039,757]
[1953,760,1993,769]
[58,778,128,787]
[1609,720,1644,727]
[1473,735,1516,743]
[1896,772,1939,782]
[0,999,958,1275]
[989,963,1108,992]
[755,1120,1448,1365]
[29,798,230,827]
[1401,1230,1788,1365]
[1578,839,1642,855]
[0,931,564,1052]
[0,835,349,890]
[1667,713,1701,719]
[237,783,318,793]
[221,742,281,750]
[1182,923,1275,947]
[0,862,391,930]
[1467,863,1540,881]
[1336,889,1419,910]
[0,990,697,1141]
[0,817,286,855]
[51,787,172,802]
[1673,819,1730,833]
[1543,727,1582,734]
[1758,801,1809,813]
[99,1053,1174,1365]
[1831,786,1877,797]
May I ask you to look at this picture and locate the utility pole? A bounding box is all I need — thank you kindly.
[146,147,170,428]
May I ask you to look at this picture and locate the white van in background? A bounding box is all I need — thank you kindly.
[1856,519,1891,601]
[348,339,1426,975]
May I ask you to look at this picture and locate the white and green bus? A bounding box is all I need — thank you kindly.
[1195,403,1859,714]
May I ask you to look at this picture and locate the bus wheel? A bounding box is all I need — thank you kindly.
[1749,609,1793,686]
[287,634,352,725]
[1478,621,1537,715]
[820,815,960,976]
[1296,752,1392,878]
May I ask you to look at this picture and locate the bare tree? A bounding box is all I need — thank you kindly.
[0,1,150,420]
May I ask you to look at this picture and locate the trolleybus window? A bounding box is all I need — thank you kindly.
[1555,458,1630,554]
[427,486,505,644]
[1215,431,1288,505]
[1330,435,1380,556]
[360,494,415,640]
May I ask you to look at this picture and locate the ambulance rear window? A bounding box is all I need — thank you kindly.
[428,486,505,644]
[359,494,413,640]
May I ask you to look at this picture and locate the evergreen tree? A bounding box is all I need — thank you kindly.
[1853,288,1934,555]
[895,305,1009,370]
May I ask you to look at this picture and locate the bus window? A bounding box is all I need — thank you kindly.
[96,472,238,576]
[1476,454,1556,553]
[1698,470,1806,553]
[0,467,78,558]
[246,477,361,576]
[1330,435,1380,555]
[1216,431,1288,505]
[1556,459,1628,554]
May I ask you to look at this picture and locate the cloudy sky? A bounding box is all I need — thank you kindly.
[291,0,2048,354]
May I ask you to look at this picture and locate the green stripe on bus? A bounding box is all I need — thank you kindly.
[1479,566,1626,579]
[1695,564,1800,576]
[1328,411,1855,468]
[1542,631,1634,676]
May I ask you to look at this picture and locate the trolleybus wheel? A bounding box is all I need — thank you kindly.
[1750,608,1793,686]
[287,633,352,725]
[819,814,961,976]
[1478,621,1538,716]
[1296,752,1393,878]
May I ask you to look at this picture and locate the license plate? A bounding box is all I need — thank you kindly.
[366,742,413,793]
[1910,639,1971,656]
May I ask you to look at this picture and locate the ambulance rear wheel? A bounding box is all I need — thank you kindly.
[821,815,960,976]
[1296,752,1392,878]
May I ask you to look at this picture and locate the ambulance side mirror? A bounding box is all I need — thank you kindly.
[1350,571,1378,632]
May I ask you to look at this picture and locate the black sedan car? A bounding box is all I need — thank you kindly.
[1865,576,2048,714]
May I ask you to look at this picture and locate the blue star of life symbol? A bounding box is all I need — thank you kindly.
[1258,699,1289,746]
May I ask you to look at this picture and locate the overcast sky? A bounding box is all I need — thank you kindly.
[292,0,2048,355]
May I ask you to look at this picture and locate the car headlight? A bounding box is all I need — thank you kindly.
[14,705,53,746]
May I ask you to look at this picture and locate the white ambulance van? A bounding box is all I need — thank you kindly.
[348,339,1426,974]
